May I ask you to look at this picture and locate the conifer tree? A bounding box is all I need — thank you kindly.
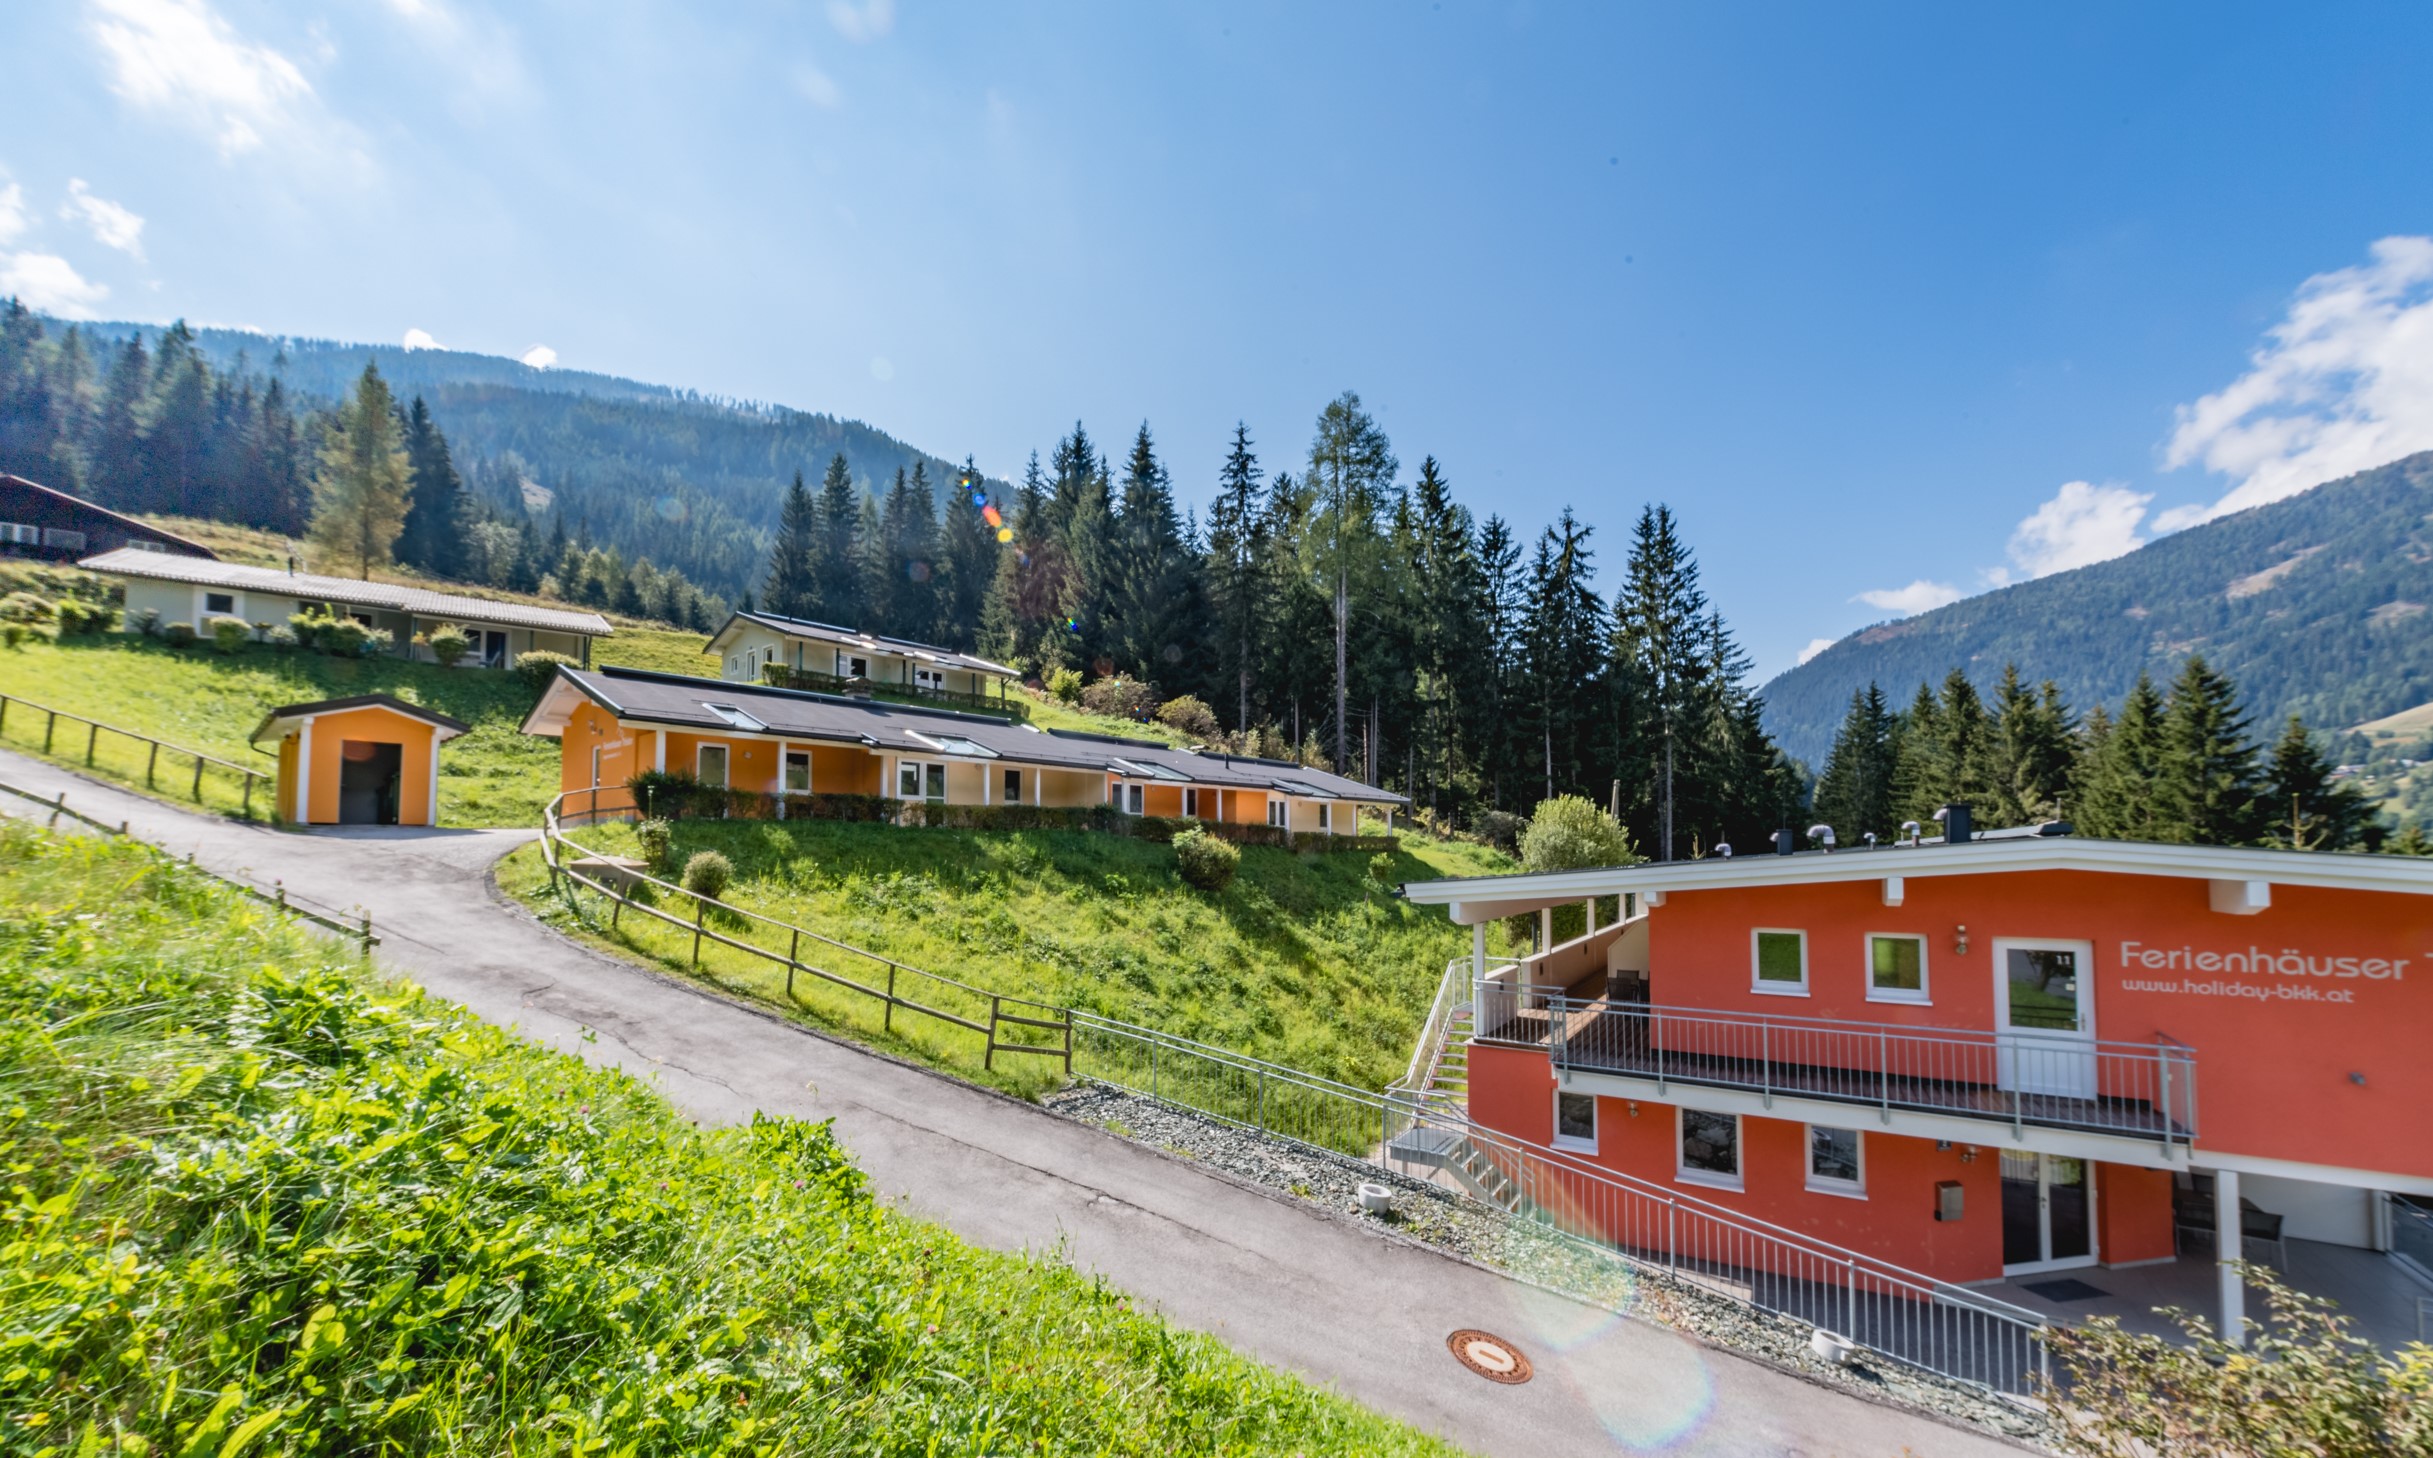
[2156,654,2263,845]
[307,363,412,580]
[87,332,149,509]
[1614,505,1711,859]
[1305,392,1397,768]
[397,396,470,578]
[981,451,1060,671]
[140,321,210,515]
[1986,664,2076,824]
[935,456,997,649]
[1814,683,1900,840]
[1470,512,1525,810]
[809,452,859,625]
[2263,715,2369,850]
[1205,423,1269,727]
[1108,422,1196,687]
[761,469,819,619]
[1060,454,1118,669]
[2073,673,2165,840]
[853,488,891,635]
[1520,509,1607,804]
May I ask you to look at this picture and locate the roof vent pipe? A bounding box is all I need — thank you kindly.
[1807,823,1836,851]
[1714,842,1733,858]
[1770,828,1795,856]
[1900,820,1922,846]
[1933,802,1973,844]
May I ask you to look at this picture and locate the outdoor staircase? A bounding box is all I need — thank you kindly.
[1417,999,1474,1113]
[1387,1122,1527,1213]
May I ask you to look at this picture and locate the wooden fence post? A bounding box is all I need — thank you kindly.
[49,791,64,828]
[44,711,56,755]
[884,963,897,1032]
[86,722,98,765]
[190,754,205,802]
[147,741,159,786]
[986,995,1001,1071]
[691,898,704,966]
[787,927,799,999]
[242,774,252,819]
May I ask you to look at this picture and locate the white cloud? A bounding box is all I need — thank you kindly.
[869,355,894,381]
[520,343,556,369]
[826,0,893,43]
[2004,479,2152,578]
[1796,637,1835,667]
[402,327,440,350]
[88,0,315,158]
[2158,234,2433,530]
[0,253,109,319]
[790,62,843,109]
[60,179,145,259]
[0,183,27,244]
[1855,579,1963,616]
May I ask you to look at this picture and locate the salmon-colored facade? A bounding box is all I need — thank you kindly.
[253,695,466,827]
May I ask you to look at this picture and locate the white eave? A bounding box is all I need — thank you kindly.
[1400,837,2433,924]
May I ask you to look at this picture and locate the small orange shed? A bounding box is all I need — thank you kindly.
[250,693,469,827]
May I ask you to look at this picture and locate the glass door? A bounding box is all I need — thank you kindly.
[1994,939,2097,1100]
[2002,1152,2098,1274]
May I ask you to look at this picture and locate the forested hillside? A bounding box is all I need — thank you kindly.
[1767,453,2433,763]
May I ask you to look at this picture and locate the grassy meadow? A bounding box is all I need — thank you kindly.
[0,819,1461,1457]
[504,815,1517,1096]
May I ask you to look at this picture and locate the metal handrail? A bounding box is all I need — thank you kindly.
[0,691,274,817]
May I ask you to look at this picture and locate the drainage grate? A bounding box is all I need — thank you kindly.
[1446,1329,1533,1384]
[2020,1277,2109,1303]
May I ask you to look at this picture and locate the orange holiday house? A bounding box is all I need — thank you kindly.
[251,694,469,827]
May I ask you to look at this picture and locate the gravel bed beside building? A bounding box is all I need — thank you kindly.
[1046,1081,2054,1447]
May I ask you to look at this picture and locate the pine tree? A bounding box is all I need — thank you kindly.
[2156,654,2263,846]
[935,456,997,649]
[307,363,413,580]
[140,322,211,516]
[981,451,1059,671]
[2263,715,2369,850]
[1205,423,1269,727]
[1520,509,1607,804]
[1107,422,1195,687]
[1986,665,2076,825]
[1813,684,1899,841]
[87,333,149,509]
[761,469,819,619]
[1306,392,1397,769]
[1060,454,1118,671]
[397,397,470,578]
[1614,505,1711,859]
[809,452,859,625]
[2074,673,2165,840]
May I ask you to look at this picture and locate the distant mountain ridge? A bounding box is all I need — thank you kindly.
[1762,452,2433,764]
[61,319,998,598]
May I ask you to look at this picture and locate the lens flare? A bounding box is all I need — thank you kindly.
[981,504,1004,528]
[996,527,1014,543]
[653,494,685,521]
[906,560,932,583]
[1062,616,1081,635]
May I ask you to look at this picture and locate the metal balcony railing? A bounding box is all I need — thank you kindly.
[759,664,1028,719]
[1475,979,2197,1149]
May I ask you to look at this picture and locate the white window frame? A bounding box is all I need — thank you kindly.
[1316,802,1332,832]
[1553,1090,1598,1153]
[696,743,729,789]
[0,522,37,545]
[1119,783,1145,816]
[1805,1125,1866,1198]
[913,666,946,692]
[1003,768,1022,802]
[40,527,85,550]
[202,590,239,618]
[1266,797,1286,828]
[1750,928,1809,996]
[1677,1107,1743,1191]
[783,750,811,794]
[897,758,945,801]
[1865,931,1932,1005]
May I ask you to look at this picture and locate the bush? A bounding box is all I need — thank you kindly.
[1472,808,1525,852]
[288,609,326,645]
[1172,827,1240,892]
[681,849,734,900]
[635,817,673,866]
[1080,672,1156,720]
[1047,666,1084,703]
[0,622,30,651]
[1519,795,1634,873]
[264,624,299,650]
[1369,851,1396,885]
[627,769,704,820]
[161,620,198,648]
[51,598,104,635]
[426,624,472,668]
[517,649,581,693]
[321,617,374,656]
[134,606,160,637]
[1157,694,1221,740]
[206,615,251,654]
[0,591,52,624]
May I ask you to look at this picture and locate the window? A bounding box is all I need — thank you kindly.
[40,528,85,550]
[896,760,945,800]
[0,522,37,544]
[1554,1091,1597,1152]
[1806,1126,1865,1197]
[914,667,945,692]
[784,751,810,793]
[1267,798,1286,827]
[1316,803,1332,832]
[703,702,767,732]
[1868,933,1929,1003]
[697,744,729,789]
[840,653,869,679]
[1003,768,1022,802]
[1120,783,1145,815]
[204,591,236,615]
[1183,787,1201,818]
[1752,929,1808,994]
[1678,1109,1742,1190]
[590,746,604,788]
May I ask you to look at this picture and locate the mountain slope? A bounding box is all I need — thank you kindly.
[1763,452,2433,763]
[69,320,997,597]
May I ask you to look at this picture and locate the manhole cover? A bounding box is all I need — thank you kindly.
[1446,1328,1533,1384]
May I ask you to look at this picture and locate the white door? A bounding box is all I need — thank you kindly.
[1993,939,2097,1100]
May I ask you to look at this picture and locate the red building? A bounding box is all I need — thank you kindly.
[1399,809,2433,1346]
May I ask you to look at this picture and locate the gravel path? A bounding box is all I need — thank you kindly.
[1048,1081,2056,1446]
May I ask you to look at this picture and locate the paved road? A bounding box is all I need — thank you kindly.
[0,750,2031,1458]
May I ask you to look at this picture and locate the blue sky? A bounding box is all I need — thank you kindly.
[5,2,2433,677]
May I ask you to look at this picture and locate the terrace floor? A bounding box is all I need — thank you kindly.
[1983,1239,2433,1356]
[1482,1002,2189,1143]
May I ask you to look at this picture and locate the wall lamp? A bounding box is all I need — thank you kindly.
[1954,924,1970,956]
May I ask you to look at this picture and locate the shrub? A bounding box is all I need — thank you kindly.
[427,624,472,668]
[289,609,327,645]
[161,620,198,648]
[635,817,673,866]
[51,598,104,635]
[1047,666,1084,703]
[1080,672,1156,720]
[1472,808,1525,852]
[1519,794,1635,873]
[517,649,581,693]
[264,624,299,650]
[0,591,52,624]
[206,615,251,654]
[0,622,29,651]
[681,849,734,900]
[134,606,160,637]
[1172,827,1240,892]
[1157,694,1221,740]
[1368,851,1396,885]
[321,617,374,656]
[627,769,703,820]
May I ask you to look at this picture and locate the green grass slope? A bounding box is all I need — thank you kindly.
[0,821,1462,1457]
[508,817,1517,1094]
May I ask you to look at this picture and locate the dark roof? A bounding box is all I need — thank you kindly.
[704,609,1018,677]
[529,664,1407,804]
[0,475,217,557]
[250,693,472,744]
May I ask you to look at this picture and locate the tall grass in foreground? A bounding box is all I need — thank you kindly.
[0,823,1462,1457]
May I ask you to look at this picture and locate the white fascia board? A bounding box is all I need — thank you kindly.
[1403,838,2433,915]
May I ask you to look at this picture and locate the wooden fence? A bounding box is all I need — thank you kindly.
[0,692,275,820]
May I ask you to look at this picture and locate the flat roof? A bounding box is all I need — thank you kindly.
[525,664,1407,804]
[80,547,613,637]
[705,609,1017,678]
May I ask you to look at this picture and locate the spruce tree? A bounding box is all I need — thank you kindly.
[1986,664,2075,825]
[760,469,819,619]
[935,456,997,649]
[853,488,891,635]
[1614,505,1711,859]
[1108,422,1195,687]
[2263,715,2369,850]
[1205,423,1268,727]
[2074,673,2165,840]
[1305,392,1397,769]
[1520,509,1607,804]
[307,363,413,580]
[87,333,149,509]
[397,397,470,578]
[140,322,210,516]
[1814,683,1899,841]
[981,451,1058,671]
[810,452,859,625]
[2156,654,2263,846]
[1059,455,1118,670]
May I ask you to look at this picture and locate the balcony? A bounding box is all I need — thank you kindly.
[760,664,1028,720]
[1478,986,2196,1149]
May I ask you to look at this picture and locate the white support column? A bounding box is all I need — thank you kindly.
[1472,922,1486,986]
[427,734,441,826]
[2216,1168,2247,1346]
[1033,769,1042,807]
[294,717,314,822]
[653,730,666,773]
[981,762,991,806]
[1539,907,1552,952]
[1583,899,1596,936]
